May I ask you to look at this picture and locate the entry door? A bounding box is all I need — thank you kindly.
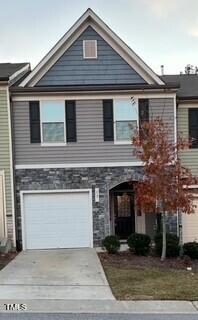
[0,173,5,238]
[114,192,135,239]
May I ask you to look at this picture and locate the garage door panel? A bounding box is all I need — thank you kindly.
[23,191,92,249]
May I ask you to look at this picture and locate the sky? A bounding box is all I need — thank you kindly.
[0,0,198,75]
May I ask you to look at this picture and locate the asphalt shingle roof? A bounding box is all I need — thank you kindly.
[161,74,198,99]
[0,63,28,80]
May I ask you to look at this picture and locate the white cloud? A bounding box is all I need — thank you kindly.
[143,0,181,19]
[189,23,198,37]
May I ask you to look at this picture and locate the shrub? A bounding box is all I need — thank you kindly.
[183,242,198,260]
[102,235,120,254]
[127,233,151,256]
[154,233,180,257]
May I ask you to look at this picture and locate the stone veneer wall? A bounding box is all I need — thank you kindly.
[15,166,143,248]
[15,166,178,249]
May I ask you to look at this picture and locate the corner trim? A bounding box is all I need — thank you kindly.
[6,87,16,246]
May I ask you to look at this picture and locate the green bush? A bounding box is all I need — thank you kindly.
[102,235,120,254]
[154,233,179,257]
[127,233,151,256]
[183,242,198,260]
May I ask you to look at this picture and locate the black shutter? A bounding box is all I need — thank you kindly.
[29,101,41,143]
[103,99,114,141]
[66,100,77,142]
[189,108,198,148]
[138,99,149,139]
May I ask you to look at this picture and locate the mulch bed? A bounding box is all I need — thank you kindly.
[99,251,198,270]
[0,252,17,270]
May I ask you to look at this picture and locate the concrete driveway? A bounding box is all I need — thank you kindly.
[0,249,114,300]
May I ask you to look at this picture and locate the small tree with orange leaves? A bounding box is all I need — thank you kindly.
[133,118,196,261]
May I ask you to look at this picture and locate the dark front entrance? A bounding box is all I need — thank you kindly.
[110,182,135,239]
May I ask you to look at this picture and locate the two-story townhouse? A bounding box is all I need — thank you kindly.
[162,74,198,244]
[11,9,178,250]
[0,63,30,246]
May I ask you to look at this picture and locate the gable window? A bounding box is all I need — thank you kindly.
[189,108,198,148]
[83,40,97,59]
[114,99,138,143]
[40,100,66,144]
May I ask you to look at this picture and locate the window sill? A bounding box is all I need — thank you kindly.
[114,141,132,145]
[41,143,67,147]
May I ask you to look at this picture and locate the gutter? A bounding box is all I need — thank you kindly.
[178,96,198,102]
[11,83,179,94]
[0,77,9,84]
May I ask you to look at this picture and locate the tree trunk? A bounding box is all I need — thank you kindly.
[161,211,166,261]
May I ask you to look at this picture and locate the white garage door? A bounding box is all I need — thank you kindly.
[182,198,198,243]
[22,191,92,249]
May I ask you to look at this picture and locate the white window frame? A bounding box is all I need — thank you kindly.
[83,40,97,59]
[113,98,139,145]
[40,100,67,147]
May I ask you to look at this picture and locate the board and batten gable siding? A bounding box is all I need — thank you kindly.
[36,26,146,86]
[0,88,12,215]
[178,104,198,176]
[13,98,175,165]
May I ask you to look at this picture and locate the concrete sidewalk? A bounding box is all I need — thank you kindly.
[0,300,197,313]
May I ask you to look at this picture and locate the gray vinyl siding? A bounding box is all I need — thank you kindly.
[37,26,146,86]
[13,98,175,165]
[178,105,198,176]
[149,98,175,140]
[0,89,12,214]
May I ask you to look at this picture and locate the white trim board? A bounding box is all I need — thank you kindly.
[9,64,30,83]
[173,96,177,144]
[184,185,198,189]
[20,189,93,250]
[6,87,16,245]
[0,171,6,238]
[15,161,143,170]
[12,93,176,102]
[178,103,198,109]
[19,9,164,87]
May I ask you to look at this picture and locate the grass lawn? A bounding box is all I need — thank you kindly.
[99,253,198,300]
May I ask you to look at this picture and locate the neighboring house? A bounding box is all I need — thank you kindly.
[0,63,30,244]
[10,9,178,250]
[162,74,198,243]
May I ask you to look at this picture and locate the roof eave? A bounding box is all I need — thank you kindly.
[178,96,198,102]
[11,84,178,95]
[0,77,9,82]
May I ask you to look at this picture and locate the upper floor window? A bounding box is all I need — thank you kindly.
[189,108,198,148]
[83,40,97,59]
[114,99,138,143]
[40,100,66,144]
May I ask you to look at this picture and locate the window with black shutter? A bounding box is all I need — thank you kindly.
[189,108,198,148]
[103,100,114,141]
[65,100,77,142]
[29,101,41,143]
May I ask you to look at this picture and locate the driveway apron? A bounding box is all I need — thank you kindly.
[0,248,114,300]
